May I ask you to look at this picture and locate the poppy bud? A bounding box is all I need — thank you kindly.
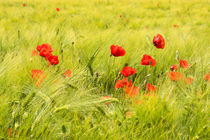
[124,63,129,66]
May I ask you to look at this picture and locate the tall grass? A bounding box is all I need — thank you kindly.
[0,0,209,139]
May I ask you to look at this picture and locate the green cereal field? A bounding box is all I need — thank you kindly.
[0,0,209,139]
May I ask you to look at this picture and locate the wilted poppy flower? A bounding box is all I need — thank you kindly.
[133,100,144,105]
[22,3,26,7]
[197,91,202,96]
[15,130,18,135]
[64,69,71,78]
[110,45,126,57]
[56,8,60,11]
[7,128,12,137]
[121,66,137,77]
[153,34,165,49]
[203,73,209,81]
[115,78,130,89]
[168,71,184,81]
[100,96,111,105]
[126,112,132,117]
[48,55,59,65]
[170,65,179,71]
[143,93,157,97]
[124,86,140,96]
[31,70,46,87]
[146,83,157,92]
[31,50,38,56]
[141,54,156,66]
[101,96,110,100]
[173,25,179,27]
[185,77,193,84]
[120,15,122,18]
[179,60,189,68]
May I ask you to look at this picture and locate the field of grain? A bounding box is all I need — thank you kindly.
[0,0,209,139]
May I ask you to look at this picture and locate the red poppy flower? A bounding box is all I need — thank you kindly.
[64,69,71,78]
[115,78,128,89]
[179,60,189,68]
[56,8,60,12]
[36,45,42,52]
[22,3,26,7]
[37,44,53,59]
[48,55,59,65]
[31,70,44,80]
[141,54,156,66]
[120,15,122,18]
[31,70,46,87]
[121,66,137,77]
[168,71,184,81]
[203,73,209,81]
[153,34,165,49]
[44,53,53,61]
[110,45,126,57]
[185,77,193,85]
[115,78,132,89]
[170,65,179,71]
[31,50,38,56]
[124,86,140,96]
[146,83,157,92]
[36,44,53,53]
[173,25,179,27]
[39,48,52,58]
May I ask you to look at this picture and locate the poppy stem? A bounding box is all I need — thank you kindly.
[61,48,63,63]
